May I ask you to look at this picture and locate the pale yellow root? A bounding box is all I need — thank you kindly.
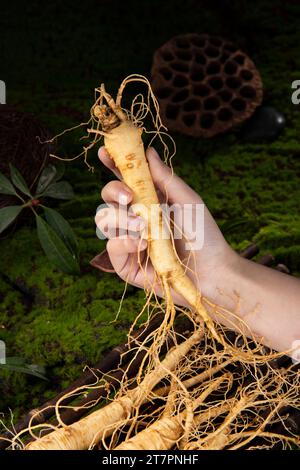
[227,431,300,449]
[186,431,231,451]
[227,398,299,450]
[25,331,202,450]
[103,109,216,338]
[190,392,256,451]
[115,374,232,450]
[115,401,234,451]
[184,390,300,450]
[115,414,182,451]
[152,357,234,399]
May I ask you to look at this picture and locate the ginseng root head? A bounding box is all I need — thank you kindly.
[93,104,121,132]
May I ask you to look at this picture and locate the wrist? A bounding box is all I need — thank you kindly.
[214,245,242,289]
[202,247,245,316]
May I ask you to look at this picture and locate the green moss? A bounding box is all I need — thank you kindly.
[0,226,146,420]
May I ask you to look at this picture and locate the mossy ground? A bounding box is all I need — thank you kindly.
[0,0,299,423]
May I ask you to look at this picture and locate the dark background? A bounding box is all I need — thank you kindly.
[0,0,300,422]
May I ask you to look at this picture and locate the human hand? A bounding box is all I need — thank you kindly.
[94,145,300,353]
[94,146,236,306]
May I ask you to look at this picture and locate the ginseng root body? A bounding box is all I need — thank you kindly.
[99,104,213,333]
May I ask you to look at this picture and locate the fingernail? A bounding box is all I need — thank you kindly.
[128,216,145,231]
[119,191,130,205]
[98,146,108,157]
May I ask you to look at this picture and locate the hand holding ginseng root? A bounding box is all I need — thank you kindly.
[96,145,233,310]
[96,146,300,356]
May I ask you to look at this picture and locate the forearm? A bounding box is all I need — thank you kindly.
[210,252,300,354]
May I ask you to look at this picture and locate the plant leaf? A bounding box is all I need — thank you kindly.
[36,164,57,195]
[0,172,18,195]
[44,206,78,256]
[54,161,65,181]
[42,181,74,200]
[36,215,80,274]
[3,357,26,366]
[0,206,23,234]
[9,164,32,197]
[0,357,47,380]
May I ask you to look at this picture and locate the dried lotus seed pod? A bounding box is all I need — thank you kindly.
[151,34,263,138]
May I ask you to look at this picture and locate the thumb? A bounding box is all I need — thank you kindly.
[146,147,201,204]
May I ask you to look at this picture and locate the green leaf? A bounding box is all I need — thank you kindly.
[9,164,32,197]
[36,164,57,195]
[53,161,65,181]
[42,181,74,200]
[36,215,80,274]
[0,206,23,234]
[0,357,47,380]
[44,206,78,256]
[2,357,26,366]
[0,172,18,195]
